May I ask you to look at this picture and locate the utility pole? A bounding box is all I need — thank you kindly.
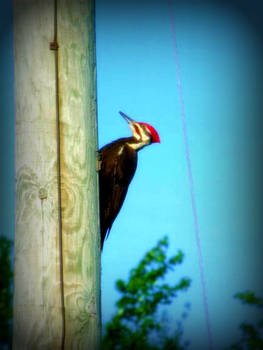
[12,0,100,349]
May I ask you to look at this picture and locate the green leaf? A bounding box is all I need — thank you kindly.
[116,279,127,293]
[234,291,263,308]
[102,235,191,350]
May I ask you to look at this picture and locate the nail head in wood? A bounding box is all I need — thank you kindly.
[50,41,59,50]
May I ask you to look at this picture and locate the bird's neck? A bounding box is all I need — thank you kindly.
[125,136,151,151]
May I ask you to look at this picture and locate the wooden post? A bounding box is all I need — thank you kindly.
[13,0,100,349]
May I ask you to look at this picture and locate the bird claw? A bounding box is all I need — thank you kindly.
[96,151,102,172]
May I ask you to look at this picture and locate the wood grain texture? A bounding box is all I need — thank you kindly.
[57,0,100,348]
[13,0,100,348]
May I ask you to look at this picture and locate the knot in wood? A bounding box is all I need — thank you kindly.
[39,187,47,200]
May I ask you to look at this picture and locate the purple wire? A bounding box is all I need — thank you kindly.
[168,1,214,349]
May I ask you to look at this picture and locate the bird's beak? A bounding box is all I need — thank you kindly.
[119,111,135,124]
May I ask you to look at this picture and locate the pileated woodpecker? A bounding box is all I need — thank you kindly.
[98,111,160,249]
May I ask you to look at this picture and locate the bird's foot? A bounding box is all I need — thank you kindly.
[96,151,102,172]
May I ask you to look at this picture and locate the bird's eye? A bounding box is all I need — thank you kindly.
[134,124,141,137]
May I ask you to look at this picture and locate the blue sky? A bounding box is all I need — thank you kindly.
[95,1,263,349]
[1,0,263,349]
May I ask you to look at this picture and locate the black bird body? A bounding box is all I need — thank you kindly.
[99,138,137,249]
[98,112,160,249]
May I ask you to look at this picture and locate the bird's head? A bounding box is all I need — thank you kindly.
[119,111,160,150]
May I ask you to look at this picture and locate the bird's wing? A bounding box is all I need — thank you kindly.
[99,143,137,247]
